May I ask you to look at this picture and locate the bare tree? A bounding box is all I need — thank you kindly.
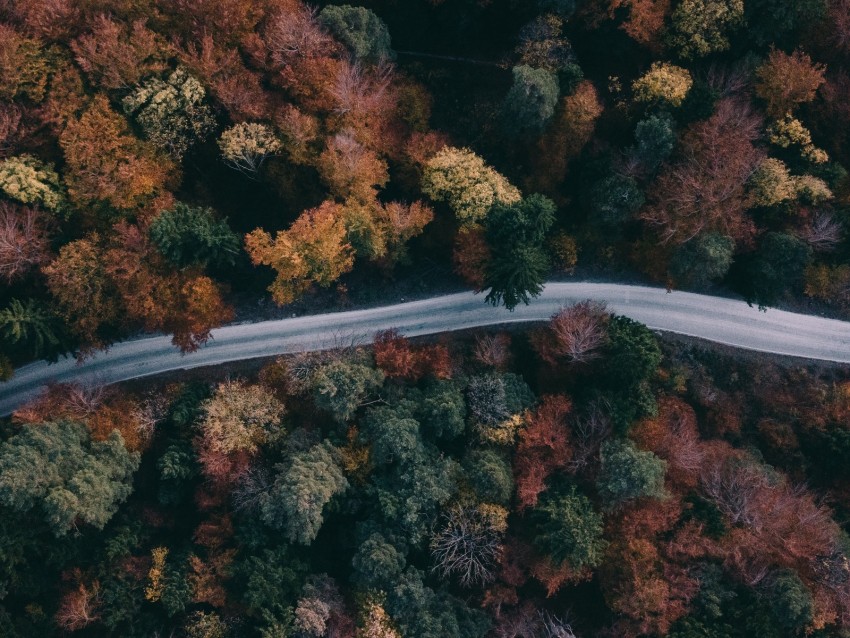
[533,301,608,366]
[803,212,843,252]
[569,398,612,473]
[263,5,336,65]
[431,505,503,587]
[0,203,49,283]
[473,332,512,369]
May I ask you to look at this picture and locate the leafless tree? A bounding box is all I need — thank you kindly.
[569,398,612,473]
[431,505,503,587]
[534,301,608,365]
[232,465,272,512]
[803,212,843,252]
[331,60,393,117]
[473,332,512,369]
[0,203,50,283]
[263,5,336,64]
[538,611,578,638]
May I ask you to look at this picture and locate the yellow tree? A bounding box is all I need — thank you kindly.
[246,201,355,305]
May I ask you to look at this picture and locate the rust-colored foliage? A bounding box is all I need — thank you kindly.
[55,577,101,631]
[373,330,453,381]
[607,0,672,50]
[0,203,49,282]
[452,226,491,291]
[531,301,609,366]
[755,48,826,118]
[640,98,764,244]
[12,382,108,424]
[514,395,573,510]
[88,396,145,452]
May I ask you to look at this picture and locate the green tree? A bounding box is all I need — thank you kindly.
[149,203,240,269]
[670,233,735,288]
[311,359,385,423]
[634,114,676,171]
[531,484,607,569]
[744,0,826,47]
[417,381,467,441]
[352,532,406,588]
[501,65,560,135]
[362,404,423,465]
[590,174,645,226]
[0,298,71,361]
[767,569,814,631]
[666,0,744,59]
[0,421,139,536]
[318,5,394,62]
[484,194,556,310]
[261,442,348,545]
[122,66,215,160]
[744,232,812,308]
[596,439,667,508]
[463,449,514,504]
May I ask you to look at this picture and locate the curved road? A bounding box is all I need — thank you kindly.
[2,282,849,416]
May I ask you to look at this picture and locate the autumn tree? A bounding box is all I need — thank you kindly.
[246,201,355,305]
[640,98,764,244]
[606,0,672,50]
[483,194,556,310]
[516,14,575,73]
[149,203,240,269]
[0,155,67,214]
[122,66,215,160]
[532,301,609,366]
[55,578,102,631]
[60,95,175,211]
[0,420,139,536]
[453,226,491,290]
[0,24,50,102]
[422,146,521,225]
[666,0,744,59]
[71,16,167,89]
[374,200,434,266]
[501,65,560,135]
[755,49,826,118]
[632,62,692,107]
[218,122,282,176]
[0,203,49,282]
[318,4,394,62]
[261,442,349,544]
[317,132,389,203]
[199,380,284,456]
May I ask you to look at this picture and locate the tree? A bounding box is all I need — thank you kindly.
[483,194,556,310]
[514,395,573,509]
[464,449,514,504]
[0,298,69,361]
[0,421,139,536]
[422,147,521,225]
[199,380,284,455]
[606,0,673,50]
[767,114,829,164]
[743,232,812,308]
[218,122,282,176]
[246,201,355,305]
[122,66,215,160]
[318,5,394,62]
[43,235,121,351]
[430,505,504,586]
[417,381,467,440]
[516,14,574,73]
[641,98,764,244]
[317,132,389,203]
[453,227,491,290]
[634,113,676,171]
[531,485,607,569]
[766,569,814,631]
[596,439,667,508]
[71,16,167,90]
[669,233,734,288]
[632,62,693,107]
[0,155,67,214]
[0,24,50,102]
[589,174,645,226]
[358,600,402,638]
[60,95,174,211]
[666,0,744,59]
[149,203,240,269]
[0,203,49,283]
[55,579,102,631]
[501,65,560,135]
[352,533,406,588]
[755,49,826,118]
[532,301,609,366]
[311,359,385,423]
[261,442,349,544]
[746,158,796,207]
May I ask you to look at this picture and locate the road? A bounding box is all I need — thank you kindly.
[2,282,849,416]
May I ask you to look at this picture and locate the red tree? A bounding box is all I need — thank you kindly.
[0,203,49,282]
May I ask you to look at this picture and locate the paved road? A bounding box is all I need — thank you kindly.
[2,282,849,416]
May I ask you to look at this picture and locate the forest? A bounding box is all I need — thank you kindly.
[2,0,850,636]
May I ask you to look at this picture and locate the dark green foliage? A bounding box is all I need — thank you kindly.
[634,113,676,170]
[318,5,394,62]
[261,442,348,544]
[417,380,467,440]
[363,404,423,465]
[531,484,607,569]
[743,232,812,308]
[352,532,407,587]
[766,569,814,630]
[0,421,139,536]
[149,203,240,269]
[537,0,577,17]
[484,194,556,310]
[670,233,735,288]
[234,546,306,634]
[596,438,667,507]
[501,65,560,135]
[0,298,71,361]
[463,449,514,503]
[156,441,199,505]
[160,550,193,617]
[590,174,645,226]
[311,359,385,423]
[386,568,490,638]
[744,0,827,46]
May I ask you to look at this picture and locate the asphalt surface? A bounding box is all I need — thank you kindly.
[2,282,849,416]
